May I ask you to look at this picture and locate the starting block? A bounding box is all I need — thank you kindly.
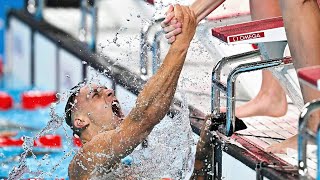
[212,17,286,44]
[210,16,304,136]
[297,66,320,91]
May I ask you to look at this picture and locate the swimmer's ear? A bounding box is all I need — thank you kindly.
[74,117,90,129]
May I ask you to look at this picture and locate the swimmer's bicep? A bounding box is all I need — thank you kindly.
[103,115,152,155]
[112,118,150,150]
[68,153,93,179]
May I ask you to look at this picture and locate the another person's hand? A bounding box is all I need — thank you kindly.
[161,5,182,44]
[171,5,197,47]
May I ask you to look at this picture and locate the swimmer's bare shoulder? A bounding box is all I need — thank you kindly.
[68,112,152,179]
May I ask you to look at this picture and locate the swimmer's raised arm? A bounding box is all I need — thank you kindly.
[68,5,197,179]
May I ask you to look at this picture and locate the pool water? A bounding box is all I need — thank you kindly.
[0,76,197,179]
[0,88,75,179]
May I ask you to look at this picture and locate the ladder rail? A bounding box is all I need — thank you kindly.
[211,50,260,114]
[211,55,293,136]
[139,18,164,77]
[26,0,44,19]
[225,57,292,136]
[80,0,97,52]
[298,99,320,179]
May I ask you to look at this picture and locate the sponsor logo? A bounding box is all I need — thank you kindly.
[229,32,265,42]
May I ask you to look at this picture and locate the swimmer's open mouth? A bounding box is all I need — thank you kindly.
[111,100,123,118]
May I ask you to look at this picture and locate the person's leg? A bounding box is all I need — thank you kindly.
[266,0,320,153]
[226,0,288,118]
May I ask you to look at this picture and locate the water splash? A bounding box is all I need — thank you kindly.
[111,77,196,179]
[7,102,68,179]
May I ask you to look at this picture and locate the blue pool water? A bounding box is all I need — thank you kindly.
[0,88,76,179]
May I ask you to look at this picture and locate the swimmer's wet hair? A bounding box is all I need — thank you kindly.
[65,81,85,137]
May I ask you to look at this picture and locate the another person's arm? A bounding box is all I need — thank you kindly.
[190,115,214,180]
[161,0,225,43]
[68,5,197,179]
[191,0,225,23]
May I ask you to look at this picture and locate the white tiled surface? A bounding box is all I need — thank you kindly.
[238,104,317,178]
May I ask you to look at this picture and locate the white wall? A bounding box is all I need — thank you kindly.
[34,32,57,90]
[222,151,270,180]
[7,17,32,88]
[59,49,83,92]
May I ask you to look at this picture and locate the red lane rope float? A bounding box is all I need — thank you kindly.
[21,91,57,110]
[73,137,82,147]
[0,135,62,148]
[0,91,14,110]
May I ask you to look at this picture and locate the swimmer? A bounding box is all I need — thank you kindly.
[65,5,199,179]
[162,0,320,154]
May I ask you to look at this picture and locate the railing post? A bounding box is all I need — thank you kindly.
[151,31,162,74]
[79,0,97,52]
[35,0,43,20]
[211,50,260,114]
[298,100,320,179]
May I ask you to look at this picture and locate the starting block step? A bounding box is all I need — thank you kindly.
[298,66,320,90]
[212,17,287,44]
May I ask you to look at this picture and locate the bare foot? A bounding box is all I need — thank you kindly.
[221,89,288,118]
[265,135,297,154]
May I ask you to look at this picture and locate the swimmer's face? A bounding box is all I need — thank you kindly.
[72,84,124,135]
